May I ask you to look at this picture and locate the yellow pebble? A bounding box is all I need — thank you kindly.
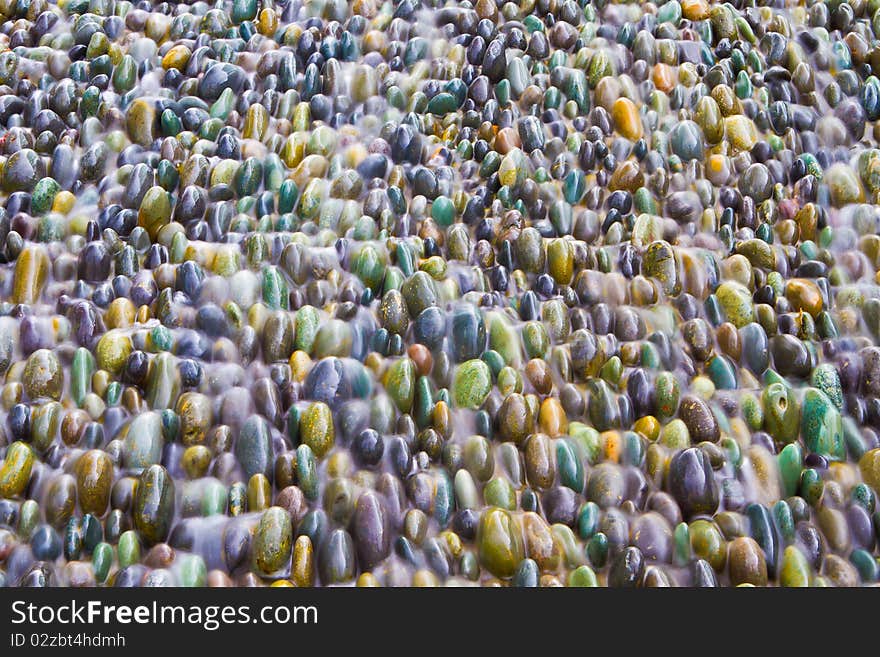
[289,350,312,382]
[611,97,642,141]
[69,214,91,236]
[690,375,716,400]
[162,45,192,71]
[634,415,660,441]
[681,0,710,20]
[258,8,278,36]
[602,431,622,463]
[51,190,76,214]
[105,297,136,329]
[412,570,438,587]
[538,397,568,437]
[356,573,381,587]
[724,115,758,152]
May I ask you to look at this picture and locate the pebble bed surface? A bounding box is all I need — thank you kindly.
[0,0,878,587]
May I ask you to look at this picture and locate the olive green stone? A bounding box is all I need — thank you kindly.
[300,402,335,458]
[386,357,416,413]
[728,536,768,586]
[0,442,35,498]
[735,238,775,270]
[515,227,546,273]
[253,507,293,577]
[380,289,410,335]
[695,96,724,143]
[725,115,758,152]
[12,246,50,304]
[76,449,113,517]
[825,163,864,206]
[568,565,599,587]
[138,186,172,239]
[816,507,849,554]
[463,435,495,482]
[126,99,156,146]
[313,319,353,358]
[654,371,680,419]
[262,311,293,363]
[524,433,557,490]
[146,352,180,410]
[642,240,679,295]
[179,554,207,587]
[761,383,799,445]
[483,477,516,510]
[477,507,524,579]
[133,465,175,545]
[23,349,63,401]
[352,245,386,291]
[587,463,625,509]
[689,519,727,572]
[547,238,574,285]
[715,281,755,327]
[454,469,480,509]
[30,177,60,216]
[177,392,212,446]
[30,401,61,452]
[859,449,880,494]
[660,419,690,449]
[779,545,812,587]
[452,359,492,409]
[498,393,533,445]
[401,271,438,318]
[488,313,522,368]
[96,330,132,375]
[118,530,141,568]
[522,321,549,359]
[294,305,320,354]
[261,266,289,311]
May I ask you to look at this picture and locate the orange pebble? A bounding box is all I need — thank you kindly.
[538,397,568,437]
[611,97,642,141]
[652,63,676,93]
[602,431,622,463]
[408,343,434,377]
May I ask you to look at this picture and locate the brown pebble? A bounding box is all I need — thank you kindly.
[494,127,520,155]
[716,322,741,361]
[208,570,233,587]
[61,409,89,446]
[408,343,433,377]
[275,485,308,528]
[525,359,553,395]
[144,543,175,568]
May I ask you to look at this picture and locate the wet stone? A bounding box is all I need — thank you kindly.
[0,0,875,590]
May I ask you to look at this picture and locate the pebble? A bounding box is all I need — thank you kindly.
[0,0,875,589]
